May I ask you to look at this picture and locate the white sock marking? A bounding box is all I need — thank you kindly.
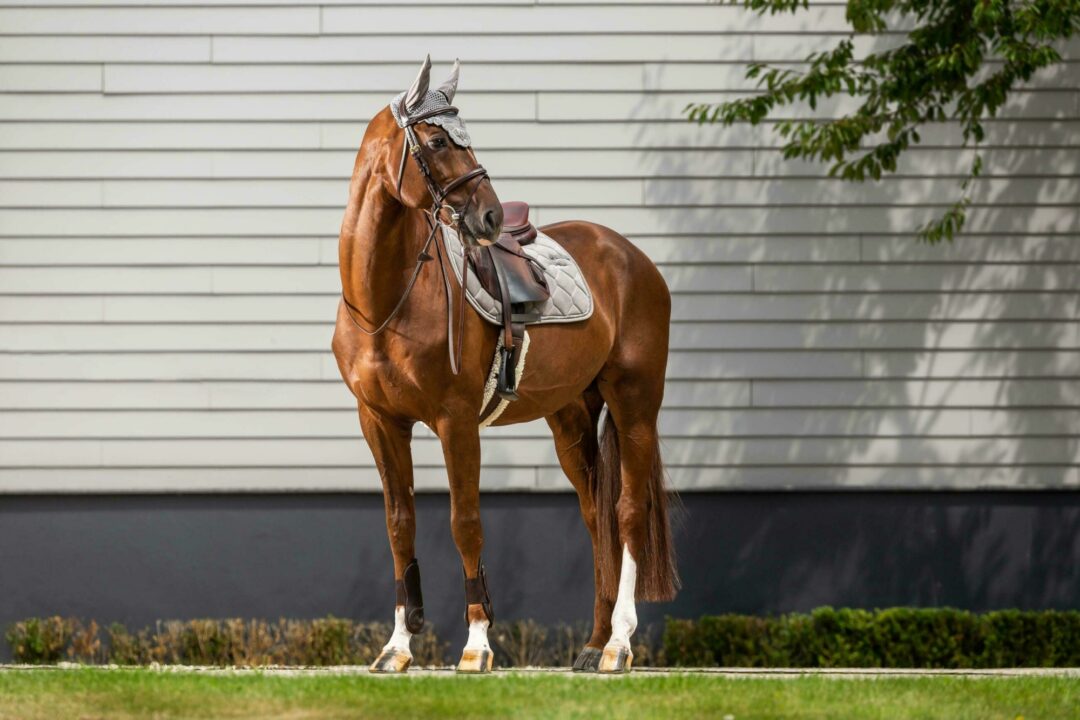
[607,544,638,650]
[464,619,491,651]
[382,605,413,657]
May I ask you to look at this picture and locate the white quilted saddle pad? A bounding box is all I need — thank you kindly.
[440,224,594,325]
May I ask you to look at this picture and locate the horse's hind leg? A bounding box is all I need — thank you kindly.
[358,405,422,674]
[545,389,612,671]
[594,339,679,673]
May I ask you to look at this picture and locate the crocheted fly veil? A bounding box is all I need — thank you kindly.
[391,56,471,148]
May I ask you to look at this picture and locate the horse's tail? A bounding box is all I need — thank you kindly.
[594,410,680,603]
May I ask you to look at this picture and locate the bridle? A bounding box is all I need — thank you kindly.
[341,99,491,375]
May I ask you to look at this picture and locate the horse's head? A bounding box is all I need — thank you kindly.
[367,56,502,246]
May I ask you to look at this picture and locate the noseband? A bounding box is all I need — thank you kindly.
[341,101,489,375]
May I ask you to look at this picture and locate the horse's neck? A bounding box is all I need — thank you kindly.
[339,175,426,324]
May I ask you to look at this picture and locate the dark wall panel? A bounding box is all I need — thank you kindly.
[1,491,1078,661]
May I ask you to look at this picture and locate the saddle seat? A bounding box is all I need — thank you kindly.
[499,200,538,247]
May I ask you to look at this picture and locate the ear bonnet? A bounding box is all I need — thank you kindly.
[391,58,471,148]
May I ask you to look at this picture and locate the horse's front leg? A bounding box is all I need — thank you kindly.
[436,417,494,673]
[358,405,422,674]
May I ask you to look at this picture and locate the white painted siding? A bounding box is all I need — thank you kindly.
[0,2,1077,493]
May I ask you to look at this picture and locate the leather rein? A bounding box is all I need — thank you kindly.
[341,102,490,375]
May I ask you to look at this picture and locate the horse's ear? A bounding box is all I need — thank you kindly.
[436,59,460,104]
[405,55,432,113]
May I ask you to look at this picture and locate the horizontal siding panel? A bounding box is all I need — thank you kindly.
[0,264,755,294]
[0,92,537,122]
[2,293,1076,326]
[0,467,518,494]
[645,178,1080,208]
[0,64,101,92]
[0,408,980,439]
[5,177,1072,210]
[212,35,754,63]
[104,62,649,94]
[0,350,868,381]
[5,321,1080,353]
[0,379,750,411]
[752,379,1080,408]
[3,206,1074,238]
[862,236,1080,264]
[648,60,1080,92]
[539,91,1078,122]
[0,353,326,381]
[0,465,1075,494]
[864,351,1080,378]
[753,265,1080,293]
[673,293,1080,322]
[6,147,1072,180]
[0,122,323,150]
[537,207,1078,236]
[11,378,1078,412]
[0,7,319,35]
[3,293,1077,325]
[320,5,852,35]
[0,36,210,63]
[0,237,325,265]
[4,436,1078,468]
[2,120,1073,153]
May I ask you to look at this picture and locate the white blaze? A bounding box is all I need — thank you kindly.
[607,544,638,648]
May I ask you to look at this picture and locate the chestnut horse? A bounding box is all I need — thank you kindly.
[332,57,678,674]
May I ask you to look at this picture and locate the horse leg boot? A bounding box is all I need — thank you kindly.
[359,406,422,673]
[437,418,494,673]
[545,394,613,672]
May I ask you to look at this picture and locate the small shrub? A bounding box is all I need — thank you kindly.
[6,617,74,664]
[491,619,548,668]
[68,619,103,663]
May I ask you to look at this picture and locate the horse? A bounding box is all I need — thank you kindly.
[331,56,678,674]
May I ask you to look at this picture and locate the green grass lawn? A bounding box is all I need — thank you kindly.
[0,668,1076,720]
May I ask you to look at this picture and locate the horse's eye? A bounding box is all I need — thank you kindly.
[428,136,447,150]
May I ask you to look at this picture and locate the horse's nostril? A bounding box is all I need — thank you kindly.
[484,209,501,236]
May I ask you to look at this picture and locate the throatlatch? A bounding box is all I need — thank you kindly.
[395,558,425,633]
[463,558,494,625]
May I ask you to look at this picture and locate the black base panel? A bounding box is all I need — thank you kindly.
[1,491,1077,661]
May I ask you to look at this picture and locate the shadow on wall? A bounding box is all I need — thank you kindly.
[627,50,1080,619]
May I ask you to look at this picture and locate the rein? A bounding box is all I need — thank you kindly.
[341,100,491,375]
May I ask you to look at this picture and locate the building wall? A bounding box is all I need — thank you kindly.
[1,2,1078,494]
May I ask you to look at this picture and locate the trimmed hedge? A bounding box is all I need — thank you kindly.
[9,608,1077,668]
[4,616,665,668]
[664,607,1080,668]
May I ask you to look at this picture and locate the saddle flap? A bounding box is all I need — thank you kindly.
[499,201,537,245]
[491,238,550,305]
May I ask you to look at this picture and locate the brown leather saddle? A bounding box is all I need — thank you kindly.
[467,201,549,401]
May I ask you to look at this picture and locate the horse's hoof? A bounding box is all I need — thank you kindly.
[598,645,633,674]
[456,648,494,674]
[370,648,412,674]
[572,646,603,672]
